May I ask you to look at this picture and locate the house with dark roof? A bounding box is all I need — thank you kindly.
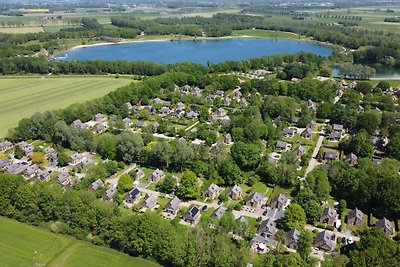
[294,146,305,157]
[223,133,232,144]
[202,183,220,199]
[227,185,243,200]
[0,157,10,169]
[307,120,317,129]
[301,128,312,139]
[320,207,338,226]
[183,205,201,225]
[163,196,181,218]
[135,121,145,128]
[328,132,342,142]
[124,188,142,205]
[23,164,39,179]
[0,140,13,152]
[347,208,365,226]
[122,117,132,127]
[89,179,104,192]
[70,153,84,165]
[211,206,227,220]
[282,128,295,138]
[102,187,117,201]
[93,123,106,134]
[345,153,358,166]
[149,169,165,183]
[257,218,277,238]
[323,151,338,161]
[314,230,334,251]
[375,218,394,236]
[332,124,344,133]
[270,194,289,210]
[140,195,158,211]
[286,229,300,250]
[246,192,265,209]
[186,110,199,119]
[276,141,289,152]
[93,113,106,122]
[72,119,88,131]
[57,172,72,188]
[37,169,52,181]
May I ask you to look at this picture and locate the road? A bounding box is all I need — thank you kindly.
[105,163,137,186]
[304,134,324,177]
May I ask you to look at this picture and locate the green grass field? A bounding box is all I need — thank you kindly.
[0,77,132,138]
[0,26,44,33]
[0,217,160,267]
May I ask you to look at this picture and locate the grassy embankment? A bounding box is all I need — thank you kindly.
[0,76,132,138]
[0,216,160,267]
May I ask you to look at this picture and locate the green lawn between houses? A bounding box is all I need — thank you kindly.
[0,216,160,267]
[0,76,132,138]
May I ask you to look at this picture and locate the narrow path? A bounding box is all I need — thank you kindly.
[185,121,199,132]
[105,163,137,187]
[304,135,324,178]
[45,240,76,267]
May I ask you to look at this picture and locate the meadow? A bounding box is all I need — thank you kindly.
[0,76,132,137]
[0,217,160,267]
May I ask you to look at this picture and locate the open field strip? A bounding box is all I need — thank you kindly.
[0,77,132,138]
[0,217,160,267]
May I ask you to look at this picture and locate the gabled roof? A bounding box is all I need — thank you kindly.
[314,230,333,249]
[104,187,117,199]
[276,141,288,149]
[211,206,226,220]
[286,228,300,243]
[247,192,264,203]
[322,207,337,219]
[142,195,157,209]
[345,153,358,162]
[324,151,338,160]
[91,179,104,191]
[165,196,181,211]
[128,188,140,199]
[258,218,277,236]
[375,218,393,232]
[204,183,220,194]
[229,185,243,195]
[152,169,164,178]
[184,205,200,220]
[348,208,364,222]
[332,124,344,131]
[271,193,288,206]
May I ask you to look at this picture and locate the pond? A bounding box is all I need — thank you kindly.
[56,38,333,65]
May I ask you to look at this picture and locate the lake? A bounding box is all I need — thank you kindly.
[56,38,333,65]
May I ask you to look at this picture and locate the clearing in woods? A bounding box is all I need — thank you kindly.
[0,217,160,267]
[0,76,132,137]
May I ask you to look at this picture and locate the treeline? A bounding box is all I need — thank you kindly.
[0,173,248,267]
[0,51,326,75]
[384,17,400,23]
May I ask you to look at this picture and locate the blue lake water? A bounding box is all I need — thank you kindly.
[56,38,333,65]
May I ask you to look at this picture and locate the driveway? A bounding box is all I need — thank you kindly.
[105,163,137,186]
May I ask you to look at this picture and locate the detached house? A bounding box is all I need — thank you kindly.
[347,208,365,226]
[375,218,394,236]
[102,187,117,201]
[149,169,165,183]
[163,196,181,219]
[70,153,83,165]
[140,195,158,211]
[57,172,72,188]
[276,141,289,152]
[323,151,338,161]
[89,179,104,192]
[314,230,334,251]
[93,113,106,122]
[210,206,226,220]
[294,146,305,157]
[183,205,201,225]
[301,128,312,139]
[286,228,300,250]
[227,185,243,200]
[282,128,295,138]
[345,153,358,166]
[257,218,277,238]
[122,117,132,127]
[124,188,142,205]
[270,194,289,210]
[246,192,265,209]
[0,140,13,152]
[320,207,338,226]
[202,183,220,199]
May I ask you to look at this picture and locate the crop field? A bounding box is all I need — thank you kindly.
[0,77,132,138]
[0,26,44,33]
[0,217,160,267]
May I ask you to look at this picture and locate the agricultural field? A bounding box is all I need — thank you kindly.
[0,217,160,267]
[0,26,44,33]
[234,29,306,40]
[0,77,132,137]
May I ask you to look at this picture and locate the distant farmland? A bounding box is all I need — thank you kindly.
[0,217,160,267]
[0,76,132,138]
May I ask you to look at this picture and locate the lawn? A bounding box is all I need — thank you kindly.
[0,217,160,267]
[0,26,44,33]
[0,76,132,138]
[234,29,306,40]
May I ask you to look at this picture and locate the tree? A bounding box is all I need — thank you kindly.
[118,174,133,193]
[151,141,173,168]
[356,111,381,135]
[117,131,144,163]
[217,159,242,186]
[156,174,176,194]
[84,164,107,183]
[346,130,374,158]
[297,231,314,261]
[14,145,24,159]
[295,188,322,223]
[173,140,194,171]
[176,170,200,199]
[94,133,118,160]
[58,152,69,167]
[281,203,306,230]
[306,168,331,200]
[355,82,372,94]
[230,141,260,169]
[386,132,400,161]
[30,152,45,164]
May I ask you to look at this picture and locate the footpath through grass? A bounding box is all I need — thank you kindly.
[0,217,160,267]
[0,76,132,138]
